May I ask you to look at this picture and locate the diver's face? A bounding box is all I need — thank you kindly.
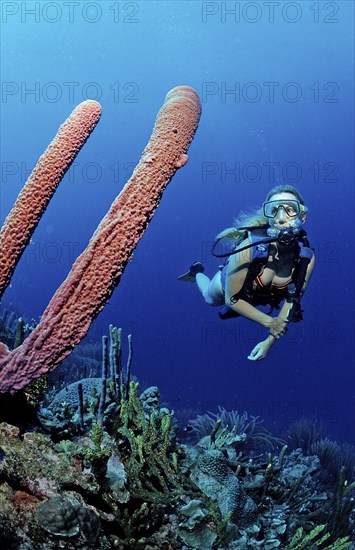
[267,192,305,228]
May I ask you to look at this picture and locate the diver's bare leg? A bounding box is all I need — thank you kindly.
[196,272,224,306]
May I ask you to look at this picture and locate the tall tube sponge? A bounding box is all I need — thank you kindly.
[0,100,102,300]
[0,86,201,393]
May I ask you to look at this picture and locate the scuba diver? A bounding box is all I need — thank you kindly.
[178,185,315,361]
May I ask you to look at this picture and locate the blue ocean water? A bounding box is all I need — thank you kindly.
[1,0,354,442]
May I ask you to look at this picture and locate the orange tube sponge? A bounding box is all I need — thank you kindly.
[0,86,201,393]
[0,100,102,301]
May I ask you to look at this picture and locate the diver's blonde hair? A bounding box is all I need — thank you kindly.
[216,185,307,242]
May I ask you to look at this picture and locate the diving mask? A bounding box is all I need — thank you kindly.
[263,199,305,219]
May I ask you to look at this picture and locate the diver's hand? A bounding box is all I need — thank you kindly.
[264,316,289,339]
[247,339,272,361]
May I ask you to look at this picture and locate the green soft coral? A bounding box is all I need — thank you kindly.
[286,524,352,550]
[116,381,186,503]
[83,423,112,486]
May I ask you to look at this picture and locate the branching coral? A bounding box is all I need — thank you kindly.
[37,327,136,437]
[117,380,185,504]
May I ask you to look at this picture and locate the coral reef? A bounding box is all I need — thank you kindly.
[0,319,354,548]
[180,418,354,549]
[287,418,355,487]
[0,322,354,547]
[0,362,354,547]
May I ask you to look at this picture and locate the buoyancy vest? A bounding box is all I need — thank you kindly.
[218,227,313,321]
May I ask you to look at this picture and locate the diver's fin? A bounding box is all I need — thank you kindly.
[177,261,205,282]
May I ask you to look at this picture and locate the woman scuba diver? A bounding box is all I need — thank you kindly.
[178,185,315,361]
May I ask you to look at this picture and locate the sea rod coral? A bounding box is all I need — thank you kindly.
[0,86,201,393]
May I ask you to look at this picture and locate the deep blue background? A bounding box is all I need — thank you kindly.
[1,1,354,442]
